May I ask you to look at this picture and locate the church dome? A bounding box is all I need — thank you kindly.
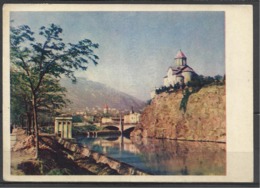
[174,50,187,59]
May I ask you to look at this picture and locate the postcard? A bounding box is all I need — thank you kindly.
[3,4,253,182]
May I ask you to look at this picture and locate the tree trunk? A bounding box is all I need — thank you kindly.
[27,113,32,135]
[32,94,39,159]
[31,115,34,135]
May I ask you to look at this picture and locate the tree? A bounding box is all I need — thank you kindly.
[36,76,70,127]
[10,23,99,159]
[11,66,70,134]
[72,115,83,123]
[11,66,33,134]
[214,75,223,82]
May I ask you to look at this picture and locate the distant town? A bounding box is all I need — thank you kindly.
[68,105,141,127]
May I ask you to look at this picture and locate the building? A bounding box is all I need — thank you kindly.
[101,117,113,124]
[54,116,73,139]
[163,50,197,87]
[124,107,141,124]
[103,104,109,114]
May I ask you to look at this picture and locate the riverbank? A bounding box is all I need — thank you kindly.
[57,138,150,175]
[11,128,149,175]
[11,129,118,175]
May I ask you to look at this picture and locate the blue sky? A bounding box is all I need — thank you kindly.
[11,11,225,100]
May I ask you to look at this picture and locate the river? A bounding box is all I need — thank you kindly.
[75,135,226,175]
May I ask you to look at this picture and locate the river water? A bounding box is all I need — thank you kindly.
[75,135,226,175]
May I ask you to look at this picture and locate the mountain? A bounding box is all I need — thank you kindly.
[60,77,146,112]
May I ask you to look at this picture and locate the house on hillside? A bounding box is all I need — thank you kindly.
[163,50,197,87]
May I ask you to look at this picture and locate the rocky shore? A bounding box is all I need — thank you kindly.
[58,138,150,175]
[11,128,149,175]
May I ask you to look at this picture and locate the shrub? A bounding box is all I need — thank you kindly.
[72,115,83,123]
[47,168,72,175]
[40,126,54,134]
[146,99,152,105]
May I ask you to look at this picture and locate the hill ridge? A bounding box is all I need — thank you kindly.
[60,77,146,112]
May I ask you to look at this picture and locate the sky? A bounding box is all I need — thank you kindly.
[10,11,225,101]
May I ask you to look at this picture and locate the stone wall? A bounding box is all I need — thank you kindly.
[57,138,151,175]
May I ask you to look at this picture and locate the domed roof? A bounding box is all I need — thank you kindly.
[174,50,187,59]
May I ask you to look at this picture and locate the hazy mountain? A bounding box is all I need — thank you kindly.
[60,77,146,112]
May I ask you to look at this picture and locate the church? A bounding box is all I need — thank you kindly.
[163,50,197,87]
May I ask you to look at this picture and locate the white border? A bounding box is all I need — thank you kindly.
[2,4,253,182]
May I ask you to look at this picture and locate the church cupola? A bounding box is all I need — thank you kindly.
[174,49,187,66]
[103,104,109,114]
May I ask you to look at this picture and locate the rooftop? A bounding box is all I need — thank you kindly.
[174,50,187,59]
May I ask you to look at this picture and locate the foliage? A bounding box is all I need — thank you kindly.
[196,74,224,87]
[40,126,54,134]
[72,115,83,123]
[47,168,72,175]
[179,88,193,113]
[10,23,99,158]
[10,68,31,126]
[153,74,225,113]
[155,74,224,96]
[146,99,152,105]
[11,67,69,134]
[155,82,181,95]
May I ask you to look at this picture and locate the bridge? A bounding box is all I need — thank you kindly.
[100,115,138,134]
[100,123,137,134]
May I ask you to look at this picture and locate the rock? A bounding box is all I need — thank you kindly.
[12,135,35,152]
[81,147,91,157]
[58,138,151,175]
[132,86,226,142]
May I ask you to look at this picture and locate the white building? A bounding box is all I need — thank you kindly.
[101,117,113,124]
[163,50,197,87]
[124,108,141,124]
[54,116,73,139]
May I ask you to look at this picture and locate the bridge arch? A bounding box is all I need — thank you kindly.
[102,125,119,131]
[123,127,135,136]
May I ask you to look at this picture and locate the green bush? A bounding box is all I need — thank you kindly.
[83,125,100,131]
[47,168,72,175]
[72,115,83,123]
[40,126,54,134]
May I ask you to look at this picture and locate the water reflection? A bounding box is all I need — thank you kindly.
[76,135,226,175]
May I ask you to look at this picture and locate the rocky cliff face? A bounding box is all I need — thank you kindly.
[131,85,226,142]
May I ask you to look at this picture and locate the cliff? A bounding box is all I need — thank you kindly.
[131,85,226,142]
